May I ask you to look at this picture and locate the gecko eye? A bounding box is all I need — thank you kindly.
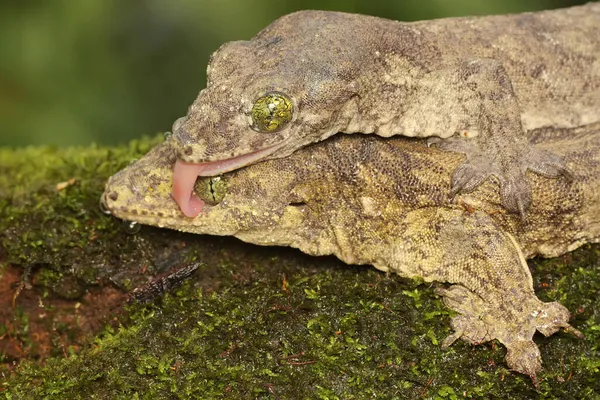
[194,176,228,205]
[251,92,293,132]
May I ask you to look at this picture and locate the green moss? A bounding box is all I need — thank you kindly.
[1,138,599,398]
[0,136,167,294]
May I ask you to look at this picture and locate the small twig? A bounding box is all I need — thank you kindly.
[280,351,305,360]
[266,384,280,400]
[420,377,434,397]
[12,265,33,308]
[7,329,25,357]
[286,360,316,366]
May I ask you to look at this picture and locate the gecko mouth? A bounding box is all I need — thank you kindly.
[172,142,286,217]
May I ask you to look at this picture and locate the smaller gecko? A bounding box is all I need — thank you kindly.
[102,120,600,383]
[169,5,599,218]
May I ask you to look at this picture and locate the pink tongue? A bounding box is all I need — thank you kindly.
[172,160,206,217]
[172,142,287,217]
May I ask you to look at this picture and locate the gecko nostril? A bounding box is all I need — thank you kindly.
[173,124,194,143]
[183,147,194,156]
[108,191,119,201]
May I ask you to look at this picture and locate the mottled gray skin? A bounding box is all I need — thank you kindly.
[173,4,600,215]
[103,122,600,384]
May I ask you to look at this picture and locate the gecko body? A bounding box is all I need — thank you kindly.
[171,5,600,218]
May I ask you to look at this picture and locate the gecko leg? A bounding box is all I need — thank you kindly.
[426,59,571,217]
[405,210,581,382]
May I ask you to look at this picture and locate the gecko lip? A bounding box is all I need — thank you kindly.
[172,140,288,218]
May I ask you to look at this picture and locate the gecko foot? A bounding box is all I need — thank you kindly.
[428,136,571,217]
[437,285,544,380]
[435,285,581,382]
[436,285,494,348]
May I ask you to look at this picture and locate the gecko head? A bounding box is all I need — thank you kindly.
[102,133,455,268]
[101,138,318,243]
[170,11,363,217]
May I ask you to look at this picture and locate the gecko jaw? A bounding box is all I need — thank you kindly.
[172,141,287,218]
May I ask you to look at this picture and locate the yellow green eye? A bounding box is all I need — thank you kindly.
[251,92,293,132]
[194,176,228,205]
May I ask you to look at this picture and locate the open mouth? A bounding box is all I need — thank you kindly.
[172,142,285,217]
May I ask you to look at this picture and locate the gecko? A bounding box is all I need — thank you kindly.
[102,120,600,383]
[169,4,600,218]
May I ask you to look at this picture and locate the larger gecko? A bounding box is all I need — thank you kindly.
[102,120,600,382]
[169,4,600,218]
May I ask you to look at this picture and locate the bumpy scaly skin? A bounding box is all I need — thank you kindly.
[103,122,600,383]
[172,4,600,216]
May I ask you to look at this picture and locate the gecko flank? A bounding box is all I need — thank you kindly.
[170,5,599,217]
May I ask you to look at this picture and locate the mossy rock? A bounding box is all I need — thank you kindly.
[0,137,598,399]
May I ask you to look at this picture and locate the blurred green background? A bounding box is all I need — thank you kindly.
[0,0,588,147]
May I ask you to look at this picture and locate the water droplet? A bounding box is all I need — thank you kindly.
[122,220,141,234]
[99,196,112,215]
[163,131,172,140]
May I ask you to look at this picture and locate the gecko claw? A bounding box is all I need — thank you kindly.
[563,325,585,339]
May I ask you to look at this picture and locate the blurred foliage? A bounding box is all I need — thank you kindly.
[0,0,587,146]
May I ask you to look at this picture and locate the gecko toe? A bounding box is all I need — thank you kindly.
[505,340,542,383]
[526,148,574,181]
[450,163,490,198]
[499,173,532,219]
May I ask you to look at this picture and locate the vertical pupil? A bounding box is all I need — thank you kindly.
[209,178,216,202]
